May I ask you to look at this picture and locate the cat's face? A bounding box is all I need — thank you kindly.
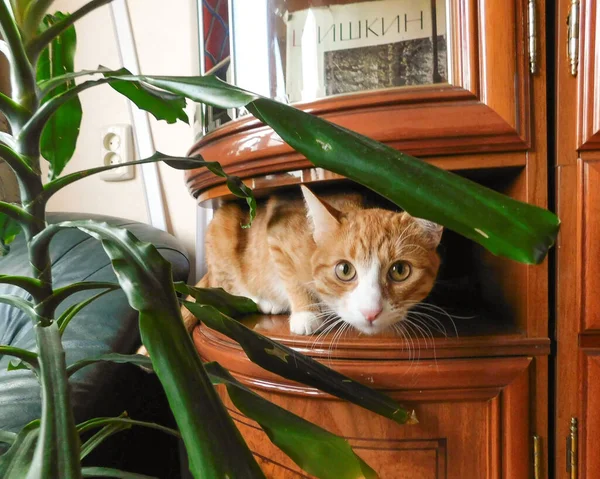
[303,187,442,335]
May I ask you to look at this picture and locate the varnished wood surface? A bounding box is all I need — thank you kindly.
[579,0,600,150]
[194,319,536,478]
[195,315,549,363]
[555,0,600,474]
[186,0,533,197]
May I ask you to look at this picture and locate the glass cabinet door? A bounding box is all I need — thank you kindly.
[230,0,450,104]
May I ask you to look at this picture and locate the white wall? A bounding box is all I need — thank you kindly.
[46,0,201,274]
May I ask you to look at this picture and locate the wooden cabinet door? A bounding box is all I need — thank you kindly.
[221,357,534,479]
[555,0,600,477]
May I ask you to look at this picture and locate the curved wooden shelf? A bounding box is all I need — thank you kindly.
[193,315,546,478]
[194,315,549,370]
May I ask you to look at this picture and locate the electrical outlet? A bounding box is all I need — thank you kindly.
[100,125,135,181]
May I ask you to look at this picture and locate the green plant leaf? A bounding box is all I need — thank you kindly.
[21,0,55,39]
[33,220,265,478]
[37,12,82,180]
[57,288,117,335]
[77,416,180,439]
[0,430,17,446]
[0,275,44,297]
[26,323,80,479]
[67,353,154,377]
[0,345,39,372]
[206,362,378,479]
[0,294,36,321]
[248,98,561,264]
[0,420,39,478]
[175,282,259,317]
[40,281,119,315]
[55,73,557,264]
[0,214,21,256]
[71,353,378,479]
[81,467,157,479]
[39,153,256,226]
[183,302,417,425]
[102,67,188,124]
[80,413,131,461]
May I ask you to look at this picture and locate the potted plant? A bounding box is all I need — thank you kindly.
[0,1,559,478]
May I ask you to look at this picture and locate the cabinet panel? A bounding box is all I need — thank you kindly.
[583,161,600,329]
[581,347,600,479]
[579,0,600,149]
[212,358,531,479]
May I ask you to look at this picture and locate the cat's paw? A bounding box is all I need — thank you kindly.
[289,311,323,335]
[258,299,288,315]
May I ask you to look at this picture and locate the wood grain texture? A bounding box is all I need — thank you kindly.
[186,0,533,197]
[579,0,600,150]
[581,349,600,479]
[194,322,534,478]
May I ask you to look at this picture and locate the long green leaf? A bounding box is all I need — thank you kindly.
[26,322,81,479]
[0,214,22,256]
[175,282,259,317]
[57,288,117,335]
[81,467,157,479]
[55,72,557,263]
[40,281,119,315]
[0,430,17,446]
[249,98,560,263]
[183,302,416,425]
[33,220,265,479]
[206,362,378,479]
[77,416,180,439]
[102,67,188,124]
[68,353,378,479]
[0,275,44,297]
[0,294,36,321]
[21,0,55,39]
[0,420,39,478]
[0,345,39,372]
[39,153,256,225]
[37,12,82,180]
[80,413,130,461]
[67,352,154,377]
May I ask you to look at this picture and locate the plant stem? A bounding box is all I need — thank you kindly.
[26,323,81,479]
[2,3,82,475]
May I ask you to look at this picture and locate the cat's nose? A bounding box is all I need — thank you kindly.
[361,307,383,323]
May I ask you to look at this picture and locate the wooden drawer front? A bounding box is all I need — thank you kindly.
[215,357,533,479]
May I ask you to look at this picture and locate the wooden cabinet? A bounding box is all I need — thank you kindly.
[188,0,553,477]
[555,0,600,477]
[194,321,541,479]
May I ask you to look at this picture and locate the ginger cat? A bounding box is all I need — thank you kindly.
[183,186,443,336]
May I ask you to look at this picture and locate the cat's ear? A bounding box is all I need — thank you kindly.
[412,216,444,248]
[301,185,342,244]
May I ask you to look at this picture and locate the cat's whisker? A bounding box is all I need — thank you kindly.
[405,318,440,371]
[397,300,461,338]
[327,322,347,361]
[407,313,444,339]
[406,311,448,338]
[311,317,343,348]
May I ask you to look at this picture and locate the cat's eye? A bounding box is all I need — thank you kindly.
[389,261,411,282]
[335,261,356,281]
